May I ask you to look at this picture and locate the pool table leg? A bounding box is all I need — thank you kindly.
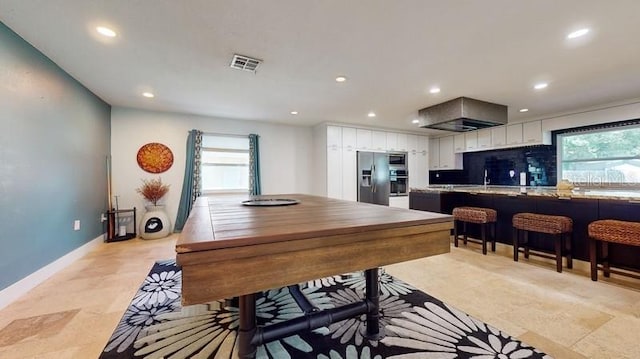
[238,293,257,359]
[365,267,382,340]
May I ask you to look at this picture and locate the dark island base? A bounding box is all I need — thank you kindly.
[410,191,640,271]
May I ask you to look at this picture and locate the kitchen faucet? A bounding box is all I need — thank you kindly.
[484,169,489,188]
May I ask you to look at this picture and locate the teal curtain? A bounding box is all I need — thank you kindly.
[249,134,261,196]
[174,129,202,232]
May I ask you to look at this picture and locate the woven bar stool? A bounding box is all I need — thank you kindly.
[452,206,497,255]
[589,219,640,281]
[512,213,573,273]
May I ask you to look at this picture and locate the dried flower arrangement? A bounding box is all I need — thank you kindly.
[136,178,170,206]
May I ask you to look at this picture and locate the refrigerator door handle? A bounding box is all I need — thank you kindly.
[371,164,376,192]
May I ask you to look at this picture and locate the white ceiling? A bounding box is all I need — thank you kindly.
[2,0,640,133]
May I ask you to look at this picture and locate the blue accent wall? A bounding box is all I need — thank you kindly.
[0,22,111,290]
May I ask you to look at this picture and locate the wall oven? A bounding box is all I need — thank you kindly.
[390,169,408,196]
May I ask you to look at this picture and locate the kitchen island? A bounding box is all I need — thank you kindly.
[410,185,640,272]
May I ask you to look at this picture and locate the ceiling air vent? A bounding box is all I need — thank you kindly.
[230,54,261,73]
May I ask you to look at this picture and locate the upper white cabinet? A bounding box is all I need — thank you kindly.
[356,129,372,150]
[465,132,478,151]
[327,125,342,148]
[438,136,463,170]
[491,126,506,147]
[386,132,398,151]
[371,131,387,151]
[429,138,440,170]
[522,120,552,145]
[454,134,465,153]
[477,129,491,150]
[342,127,357,150]
[396,133,408,152]
[407,134,418,154]
[506,123,523,146]
[417,135,429,154]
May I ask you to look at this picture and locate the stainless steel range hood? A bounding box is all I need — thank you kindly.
[419,97,507,132]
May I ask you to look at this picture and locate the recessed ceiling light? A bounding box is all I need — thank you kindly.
[429,87,441,94]
[96,26,117,37]
[142,92,154,98]
[335,76,347,82]
[567,28,590,39]
[290,111,298,115]
[412,119,420,124]
[534,83,548,90]
[519,108,529,113]
[367,112,376,118]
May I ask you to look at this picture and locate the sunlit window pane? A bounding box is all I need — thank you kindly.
[201,165,249,191]
[559,125,640,185]
[200,135,250,193]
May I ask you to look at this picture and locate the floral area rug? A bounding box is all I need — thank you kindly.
[100,260,551,359]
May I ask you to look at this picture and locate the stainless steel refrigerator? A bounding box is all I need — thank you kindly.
[357,151,389,206]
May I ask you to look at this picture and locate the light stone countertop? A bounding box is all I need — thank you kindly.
[410,185,640,201]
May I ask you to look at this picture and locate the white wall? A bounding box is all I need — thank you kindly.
[111,107,314,231]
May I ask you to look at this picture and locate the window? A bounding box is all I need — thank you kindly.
[201,134,249,193]
[557,125,640,185]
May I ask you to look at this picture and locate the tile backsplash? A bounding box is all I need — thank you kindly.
[429,145,557,186]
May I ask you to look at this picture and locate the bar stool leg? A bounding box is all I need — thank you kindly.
[524,231,530,259]
[481,223,487,255]
[463,221,468,245]
[491,222,496,252]
[555,233,562,273]
[589,238,598,281]
[602,241,610,278]
[513,227,519,262]
[453,220,459,247]
[566,233,573,269]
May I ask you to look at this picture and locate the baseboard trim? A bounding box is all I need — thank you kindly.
[0,234,105,311]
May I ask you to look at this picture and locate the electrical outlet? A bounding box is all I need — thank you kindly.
[74,220,80,231]
[100,213,107,222]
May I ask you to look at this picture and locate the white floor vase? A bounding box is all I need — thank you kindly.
[139,205,171,239]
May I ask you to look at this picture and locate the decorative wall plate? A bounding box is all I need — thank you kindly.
[137,142,174,173]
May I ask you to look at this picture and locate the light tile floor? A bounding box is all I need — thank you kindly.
[0,234,638,358]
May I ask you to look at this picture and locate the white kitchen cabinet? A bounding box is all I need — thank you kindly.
[438,136,463,169]
[356,129,372,150]
[407,134,418,154]
[477,128,492,150]
[386,132,398,151]
[429,138,440,170]
[327,126,342,148]
[409,150,429,188]
[465,132,478,151]
[372,131,387,151]
[342,127,357,150]
[522,120,552,145]
[396,133,408,152]
[491,126,506,147]
[326,145,342,199]
[454,134,465,153]
[439,136,454,169]
[341,145,357,201]
[389,196,409,209]
[506,123,523,146]
[418,136,429,154]
[436,136,463,170]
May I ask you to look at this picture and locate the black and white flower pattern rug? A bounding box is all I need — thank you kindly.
[100,260,551,359]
